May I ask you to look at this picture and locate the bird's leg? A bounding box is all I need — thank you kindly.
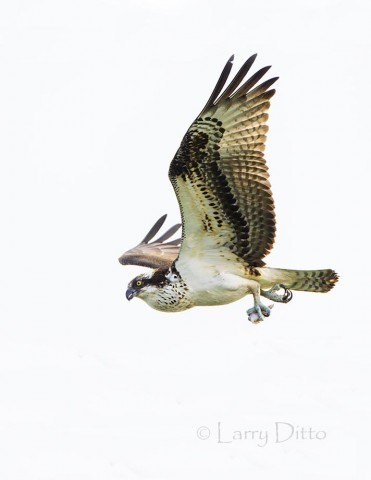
[261,284,293,303]
[246,282,273,323]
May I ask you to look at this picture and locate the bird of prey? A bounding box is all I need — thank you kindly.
[119,54,338,322]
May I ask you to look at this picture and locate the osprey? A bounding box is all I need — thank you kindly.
[119,55,338,322]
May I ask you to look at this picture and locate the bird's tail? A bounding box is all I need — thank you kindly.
[259,267,339,292]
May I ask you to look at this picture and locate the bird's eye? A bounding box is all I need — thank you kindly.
[136,280,142,286]
[174,275,178,279]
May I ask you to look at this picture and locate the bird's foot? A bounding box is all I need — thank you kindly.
[247,302,274,324]
[261,284,293,303]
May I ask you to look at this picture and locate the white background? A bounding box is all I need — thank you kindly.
[0,0,370,478]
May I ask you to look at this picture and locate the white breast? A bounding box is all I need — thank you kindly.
[177,257,251,306]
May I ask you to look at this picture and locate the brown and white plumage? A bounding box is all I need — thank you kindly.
[169,54,276,274]
[120,55,338,322]
[119,214,181,269]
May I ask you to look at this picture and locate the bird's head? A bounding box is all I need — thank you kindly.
[126,270,167,302]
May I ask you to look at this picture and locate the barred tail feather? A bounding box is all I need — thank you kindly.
[260,267,339,293]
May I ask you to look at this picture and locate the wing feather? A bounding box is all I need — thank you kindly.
[140,214,167,243]
[169,55,278,268]
[232,66,272,98]
[118,215,181,269]
[216,54,257,102]
[199,55,234,116]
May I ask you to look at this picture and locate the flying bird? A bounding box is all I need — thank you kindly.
[119,54,338,322]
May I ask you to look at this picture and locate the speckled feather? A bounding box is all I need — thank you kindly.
[169,55,277,268]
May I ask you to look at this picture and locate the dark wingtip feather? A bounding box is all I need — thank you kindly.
[265,76,279,85]
[216,53,258,102]
[165,237,182,246]
[140,214,167,244]
[155,223,182,243]
[244,77,279,101]
[199,55,234,116]
[233,65,272,98]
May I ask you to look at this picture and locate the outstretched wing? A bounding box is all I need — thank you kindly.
[118,215,181,269]
[169,54,277,269]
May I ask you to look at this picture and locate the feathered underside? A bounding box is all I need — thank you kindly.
[118,214,181,269]
[169,54,277,268]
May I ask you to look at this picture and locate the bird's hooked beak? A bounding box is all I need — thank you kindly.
[126,287,137,301]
